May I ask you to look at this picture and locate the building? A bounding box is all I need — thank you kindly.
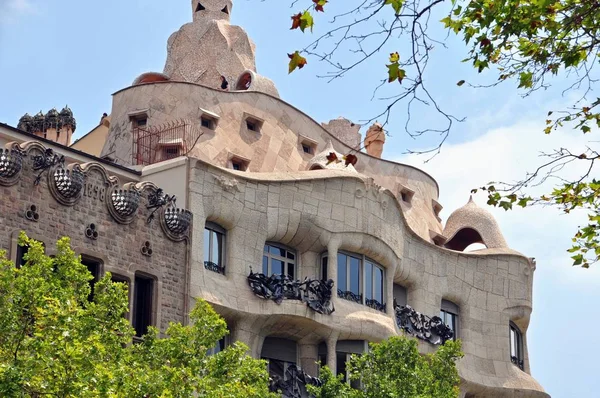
[1,1,548,397]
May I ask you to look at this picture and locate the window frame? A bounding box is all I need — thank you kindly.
[321,251,386,309]
[204,222,226,274]
[262,242,297,279]
[509,321,524,370]
[132,272,156,339]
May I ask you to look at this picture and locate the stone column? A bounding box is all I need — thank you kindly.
[231,317,263,358]
[386,258,397,318]
[326,335,338,374]
[298,343,319,376]
[327,238,340,308]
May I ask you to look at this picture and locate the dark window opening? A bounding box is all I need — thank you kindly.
[133,274,154,338]
[229,157,249,171]
[135,118,147,127]
[221,5,229,14]
[232,162,241,171]
[246,120,257,131]
[16,244,29,268]
[201,116,215,130]
[302,144,312,154]
[195,2,205,12]
[81,257,102,302]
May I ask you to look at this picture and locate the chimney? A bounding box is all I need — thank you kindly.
[364,122,386,158]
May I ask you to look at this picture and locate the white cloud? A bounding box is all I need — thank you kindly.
[0,0,35,25]
[397,117,600,286]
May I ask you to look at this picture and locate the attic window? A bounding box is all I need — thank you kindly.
[196,3,205,12]
[200,108,220,131]
[299,136,318,156]
[229,155,250,171]
[399,186,415,204]
[244,114,264,133]
[129,112,148,129]
[221,6,229,14]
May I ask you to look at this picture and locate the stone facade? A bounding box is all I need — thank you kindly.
[0,136,191,333]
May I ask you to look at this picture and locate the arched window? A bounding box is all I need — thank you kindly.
[510,322,524,370]
[204,222,226,274]
[263,243,296,278]
[440,299,459,340]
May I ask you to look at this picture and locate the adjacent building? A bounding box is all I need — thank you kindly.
[1,1,548,396]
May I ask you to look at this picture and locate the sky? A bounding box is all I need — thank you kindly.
[1,1,599,396]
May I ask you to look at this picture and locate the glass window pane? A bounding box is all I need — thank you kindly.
[262,255,268,275]
[287,263,295,279]
[203,229,211,262]
[374,266,383,303]
[272,259,284,275]
[448,314,455,332]
[349,256,360,295]
[322,256,328,280]
[510,328,516,357]
[365,262,373,300]
[440,311,446,323]
[211,231,221,265]
[287,251,295,260]
[270,246,285,257]
[337,254,347,292]
[264,245,269,253]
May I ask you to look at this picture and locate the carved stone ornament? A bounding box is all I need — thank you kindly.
[108,183,141,224]
[141,241,153,257]
[213,174,240,193]
[85,223,99,240]
[32,148,65,186]
[268,365,323,398]
[50,166,85,206]
[248,271,335,315]
[25,204,39,222]
[394,301,454,345]
[0,146,24,186]
[164,207,193,235]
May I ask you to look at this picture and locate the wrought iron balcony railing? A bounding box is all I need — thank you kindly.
[337,290,362,304]
[365,298,386,313]
[247,271,335,315]
[511,356,524,370]
[204,261,225,275]
[269,365,323,398]
[394,300,454,345]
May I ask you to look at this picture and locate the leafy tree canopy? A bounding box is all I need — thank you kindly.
[308,337,463,398]
[0,234,276,398]
[283,0,600,267]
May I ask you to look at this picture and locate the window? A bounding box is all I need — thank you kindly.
[244,115,264,133]
[208,336,229,355]
[195,2,205,12]
[81,256,102,302]
[299,137,318,156]
[201,116,214,129]
[510,322,524,370]
[160,144,182,160]
[336,340,365,389]
[133,273,154,338]
[15,243,29,268]
[262,243,296,278]
[204,222,225,274]
[221,5,229,14]
[365,260,385,311]
[133,117,147,128]
[399,186,414,204]
[229,156,249,171]
[440,299,459,340]
[261,337,297,381]
[111,274,130,318]
[337,252,362,303]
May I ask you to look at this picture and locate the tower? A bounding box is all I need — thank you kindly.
[17,107,76,146]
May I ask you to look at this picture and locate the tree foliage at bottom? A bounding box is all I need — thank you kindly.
[0,234,277,398]
[308,337,463,398]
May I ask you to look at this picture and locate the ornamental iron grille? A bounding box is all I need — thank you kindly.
[111,188,141,219]
[53,167,85,199]
[337,289,362,304]
[204,261,225,274]
[394,300,454,345]
[0,148,24,182]
[32,148,64,185]
[248,271,335,315]
[146,188,176,224]
[268,365,323,398]
[511,356,524,371]
[365,298,386,312]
